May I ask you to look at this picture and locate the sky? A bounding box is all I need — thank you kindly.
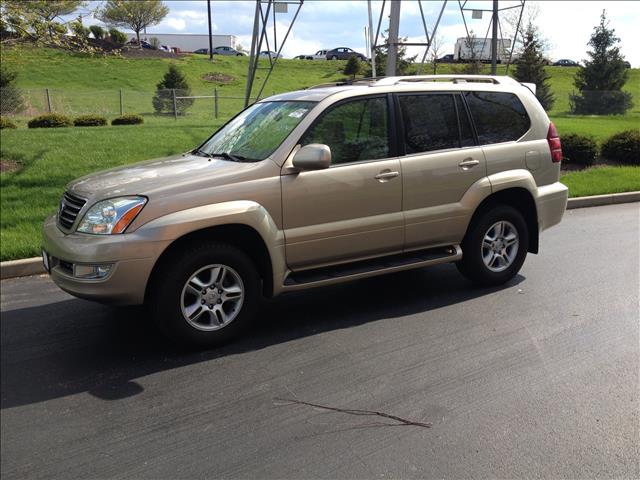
[74,1,640,66]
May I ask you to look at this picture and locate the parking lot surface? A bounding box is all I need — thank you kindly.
[1,203,638,479]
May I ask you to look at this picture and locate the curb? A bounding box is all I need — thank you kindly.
[566,191,640,210]
[1,257,45,280]
[1,191,638,281]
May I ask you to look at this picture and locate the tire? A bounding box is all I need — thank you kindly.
[148,242,261,347]
[456,204,529,286]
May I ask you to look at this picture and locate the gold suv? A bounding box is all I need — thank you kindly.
[42,75,568,346]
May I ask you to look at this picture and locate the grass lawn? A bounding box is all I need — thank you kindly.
[561,166,640,198]
[1,47,639,261]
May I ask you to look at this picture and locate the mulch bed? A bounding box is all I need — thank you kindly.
[0,160,21,173]
[201,72,235,84]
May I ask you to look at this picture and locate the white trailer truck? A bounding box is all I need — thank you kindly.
[453,37,513,63]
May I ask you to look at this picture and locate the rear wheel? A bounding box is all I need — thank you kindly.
[148,242,260,347]
[457,204,529,286]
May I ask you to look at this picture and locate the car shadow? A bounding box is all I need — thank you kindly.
[1,264,524,409]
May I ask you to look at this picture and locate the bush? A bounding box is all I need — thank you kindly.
[601,130,640,166]
[70,21,90,40]
[27,114,73,129]
[0,65,25,114]
[152,64,194,115]
[561,133,598,166]
[73,114,107,127]
[150,37,160,49]
[89,25,104,40]
[111,114,144,125]
[0,117,17,129]
[109,28,127,46]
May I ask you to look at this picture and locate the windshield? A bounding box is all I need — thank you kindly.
[197,101,316,162]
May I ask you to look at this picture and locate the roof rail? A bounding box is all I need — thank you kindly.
[373,75,520,86]
[307,78,378,90]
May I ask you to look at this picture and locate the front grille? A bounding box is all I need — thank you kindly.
[57,192,86,230]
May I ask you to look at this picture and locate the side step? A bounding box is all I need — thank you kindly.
[283,245,461,290]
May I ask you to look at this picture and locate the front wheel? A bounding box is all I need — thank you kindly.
[457,204,529,286]
[148,242,260,347]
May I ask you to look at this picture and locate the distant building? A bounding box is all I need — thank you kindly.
[140,33,237,52]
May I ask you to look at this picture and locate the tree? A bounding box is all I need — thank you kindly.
[0,0,94,52]
[26,0,85,37]
[502,2,541,53]
[152,64,194,115]
[460,30,482,74]
[343,55,361,80]
[513,23,554,111]
[363,29,416,77]
[427,34,444,74]
[569,10,632,115]
[0,64,25,114]
[97,0,168,48]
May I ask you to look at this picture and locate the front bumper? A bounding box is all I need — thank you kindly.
[536,181,569,232]
[42,215,170,305]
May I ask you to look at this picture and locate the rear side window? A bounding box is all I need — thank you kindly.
[464,91,530,144]
[398,94,461,153]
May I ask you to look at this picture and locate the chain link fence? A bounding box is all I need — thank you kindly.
[0,88,258,123]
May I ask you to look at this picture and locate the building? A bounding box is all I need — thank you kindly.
[139,33,237,52]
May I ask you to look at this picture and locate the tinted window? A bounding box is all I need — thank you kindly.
[301,97,389,165]
[464,91,530,144]
[398,94,460,153]
[456,95,475,147]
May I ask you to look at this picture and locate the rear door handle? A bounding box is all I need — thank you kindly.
[374,171,400,181]
[458,159,480,169]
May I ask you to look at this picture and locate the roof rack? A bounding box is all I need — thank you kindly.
[372,75,520,86]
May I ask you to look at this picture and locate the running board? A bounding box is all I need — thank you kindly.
[282,245,461,291]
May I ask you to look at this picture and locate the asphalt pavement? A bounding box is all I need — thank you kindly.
[1,203,639,479]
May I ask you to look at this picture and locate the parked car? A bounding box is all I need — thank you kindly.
[259,51,282,58]
[42,74,568,347]
[553,59,579,67]
[326,47,367,61]
[128,39,153,49]
[212,46,245,56]
[296,50,329,60]
[193,48,210,55]
[437,54,455,63]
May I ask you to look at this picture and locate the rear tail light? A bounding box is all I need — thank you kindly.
[547,122,562,163]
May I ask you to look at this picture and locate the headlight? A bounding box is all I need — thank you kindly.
[77,196,147,235]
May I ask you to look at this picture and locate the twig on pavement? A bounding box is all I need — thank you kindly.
[274,398,432,428]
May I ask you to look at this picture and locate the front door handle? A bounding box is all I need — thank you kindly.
[458,158,480,169]
[375,170,400,181]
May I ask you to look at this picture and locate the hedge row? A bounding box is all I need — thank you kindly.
[25,113,144,129]
[561,130,639,167]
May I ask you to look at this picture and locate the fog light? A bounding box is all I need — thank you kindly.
[73,264,112,279]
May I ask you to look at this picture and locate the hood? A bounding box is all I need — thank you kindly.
[68,153,267,199]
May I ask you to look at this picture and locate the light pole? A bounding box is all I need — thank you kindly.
[207,0,214,61]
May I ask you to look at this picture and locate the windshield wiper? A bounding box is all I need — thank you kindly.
[209,152,250,162]
[191,147,211,157]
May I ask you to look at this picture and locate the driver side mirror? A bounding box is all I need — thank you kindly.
[292,144,331,171]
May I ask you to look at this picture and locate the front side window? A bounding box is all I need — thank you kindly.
[464,91,530,144]
[198,101,315,162]
[301,96,389,165]
[398,94,461,154]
